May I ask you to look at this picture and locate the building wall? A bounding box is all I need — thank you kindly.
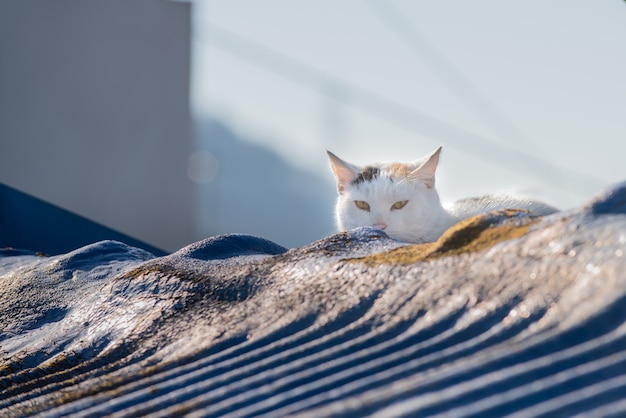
[0,0,192,252]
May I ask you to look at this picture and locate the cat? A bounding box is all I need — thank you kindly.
[327,145,557,243]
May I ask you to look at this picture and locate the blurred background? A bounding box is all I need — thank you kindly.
[1,0,625,251]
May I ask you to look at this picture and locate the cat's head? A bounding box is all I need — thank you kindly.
[327,145,447,243]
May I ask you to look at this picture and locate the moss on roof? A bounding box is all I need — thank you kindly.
[350,209,538,265]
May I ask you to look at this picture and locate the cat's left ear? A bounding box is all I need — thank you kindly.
[409,145,442,189]
[327,150,359,193]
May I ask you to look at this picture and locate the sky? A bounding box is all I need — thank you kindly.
[192,0,626,211]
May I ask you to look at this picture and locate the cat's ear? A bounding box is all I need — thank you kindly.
[409,145,442,189]
[327,150,359,193]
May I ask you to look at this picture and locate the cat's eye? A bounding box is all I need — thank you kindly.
[391,200,408,210]
[354,200,370,211]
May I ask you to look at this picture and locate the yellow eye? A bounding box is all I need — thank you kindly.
[354,200,370,211]
[391,200,408,210]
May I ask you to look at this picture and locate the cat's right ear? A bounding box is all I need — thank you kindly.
[327,150,359,193]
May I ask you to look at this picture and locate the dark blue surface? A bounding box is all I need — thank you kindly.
[0,183,166,256]
[590,181,626,215]
[178,233,288,260]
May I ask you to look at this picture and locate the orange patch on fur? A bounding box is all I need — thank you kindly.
[388,163,412,178]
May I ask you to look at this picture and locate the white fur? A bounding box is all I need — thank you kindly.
[446,194,557,219]
[328,146,557,244]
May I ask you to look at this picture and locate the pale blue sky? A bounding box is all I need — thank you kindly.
[193,0,626,210]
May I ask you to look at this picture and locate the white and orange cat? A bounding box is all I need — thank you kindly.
[327,145,557,243]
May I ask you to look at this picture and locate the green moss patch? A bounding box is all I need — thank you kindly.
[350,209,538,265]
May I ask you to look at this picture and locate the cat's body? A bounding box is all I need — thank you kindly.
[327,146,557,244]
[446,194,557,220]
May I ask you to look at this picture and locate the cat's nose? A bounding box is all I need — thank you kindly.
[372,223,387,230]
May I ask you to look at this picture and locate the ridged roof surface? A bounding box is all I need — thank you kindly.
[2,183,626,417]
